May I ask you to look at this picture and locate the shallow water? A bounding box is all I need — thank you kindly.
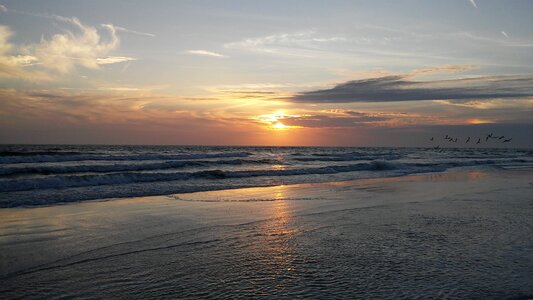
[0,171,531,299]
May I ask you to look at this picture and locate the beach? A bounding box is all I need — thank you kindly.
[1,169,531,299]
[2,0,533,298]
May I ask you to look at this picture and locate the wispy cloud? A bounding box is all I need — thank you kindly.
[97,87,144,91]
[0,9,136,78]
[96,56,137,65]
[435,98,533,110]
[252,109,461,129]
[186,50,226,58]
[292,75,533,103]
[0,21,136,79]
[501,31,509,38]
[276,112,387,128]
[469,0,478,9]
[0,26,50,80]
[452,31,533,48]
[29,19,123,73]
[224,30,347,57]
[0,89,268,144]
[3,4,154,39]
[411,64,476,76]
[112,25,155,37]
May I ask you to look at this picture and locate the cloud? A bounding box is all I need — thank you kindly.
[435,98,533,110]
[0,26,50,80]
[224,30,347,57]
[291,75,533,103]
[411,64,476,76]
[186,50,226,58]
[215,90,290,102]
[96,56,136,65]
[30,19,121,73]
[469,0,478,8]
[0,18,136,79]
[251,109,455,129]
[2,88,531,146]
[450,31,533,48]
[0,4,6,13]
[279,113,387,128]
[112,25,155,37]
[97,87,143,92]
[0,89,271,145]
[0,26,13,55]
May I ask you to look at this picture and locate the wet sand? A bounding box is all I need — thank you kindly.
[0,170,532,299]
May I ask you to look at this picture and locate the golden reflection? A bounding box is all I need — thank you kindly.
[241,184,300,293]
[463,170,488,180]
[271,164,286,171]
[468,118,493,124]
[263,186,299,280]
[271,186,291,227]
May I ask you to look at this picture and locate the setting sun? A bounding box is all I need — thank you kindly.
[255,110,300,130]
[272,122,288,130]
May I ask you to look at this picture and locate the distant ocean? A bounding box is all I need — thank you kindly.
[1,145,532,207]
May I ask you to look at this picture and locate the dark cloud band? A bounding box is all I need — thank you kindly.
[292,75,533,103]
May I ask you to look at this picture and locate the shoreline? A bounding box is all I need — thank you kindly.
[1,167,528,209]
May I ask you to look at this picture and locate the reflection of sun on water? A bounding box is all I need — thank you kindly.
[468,118,493,124]
[243,184,299,286]
[268,186,298,275]
[271,164,286,171]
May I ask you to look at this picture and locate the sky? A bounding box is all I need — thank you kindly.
[0,0,532,147]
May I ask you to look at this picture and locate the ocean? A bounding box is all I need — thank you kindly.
[1,145,532,298]
[1,144,531,207]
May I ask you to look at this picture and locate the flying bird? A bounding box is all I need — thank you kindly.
[430,137,434,141]
[469,0,478,8]
[498,136,505,140]
[502,138,512,143]
[466,137,470,143]
[476,138,481,144]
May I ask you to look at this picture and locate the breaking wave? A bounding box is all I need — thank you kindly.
[0,145,531,207]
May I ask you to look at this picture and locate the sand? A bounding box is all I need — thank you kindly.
[0,170,532,299]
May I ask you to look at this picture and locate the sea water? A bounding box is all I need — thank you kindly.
[0,145,532,207]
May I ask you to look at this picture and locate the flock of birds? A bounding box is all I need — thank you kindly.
[430,133,512,149]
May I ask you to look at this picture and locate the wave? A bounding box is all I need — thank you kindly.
[0,158,282,176]
[293,154,402,162]
[1,158,527,193]
[0,161,402,192]
[0,152,251,164]
[0,151,82,157]
[1,146,531,208]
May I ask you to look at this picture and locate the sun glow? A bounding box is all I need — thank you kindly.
[254,110,301,131]
[468,118,493,124]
